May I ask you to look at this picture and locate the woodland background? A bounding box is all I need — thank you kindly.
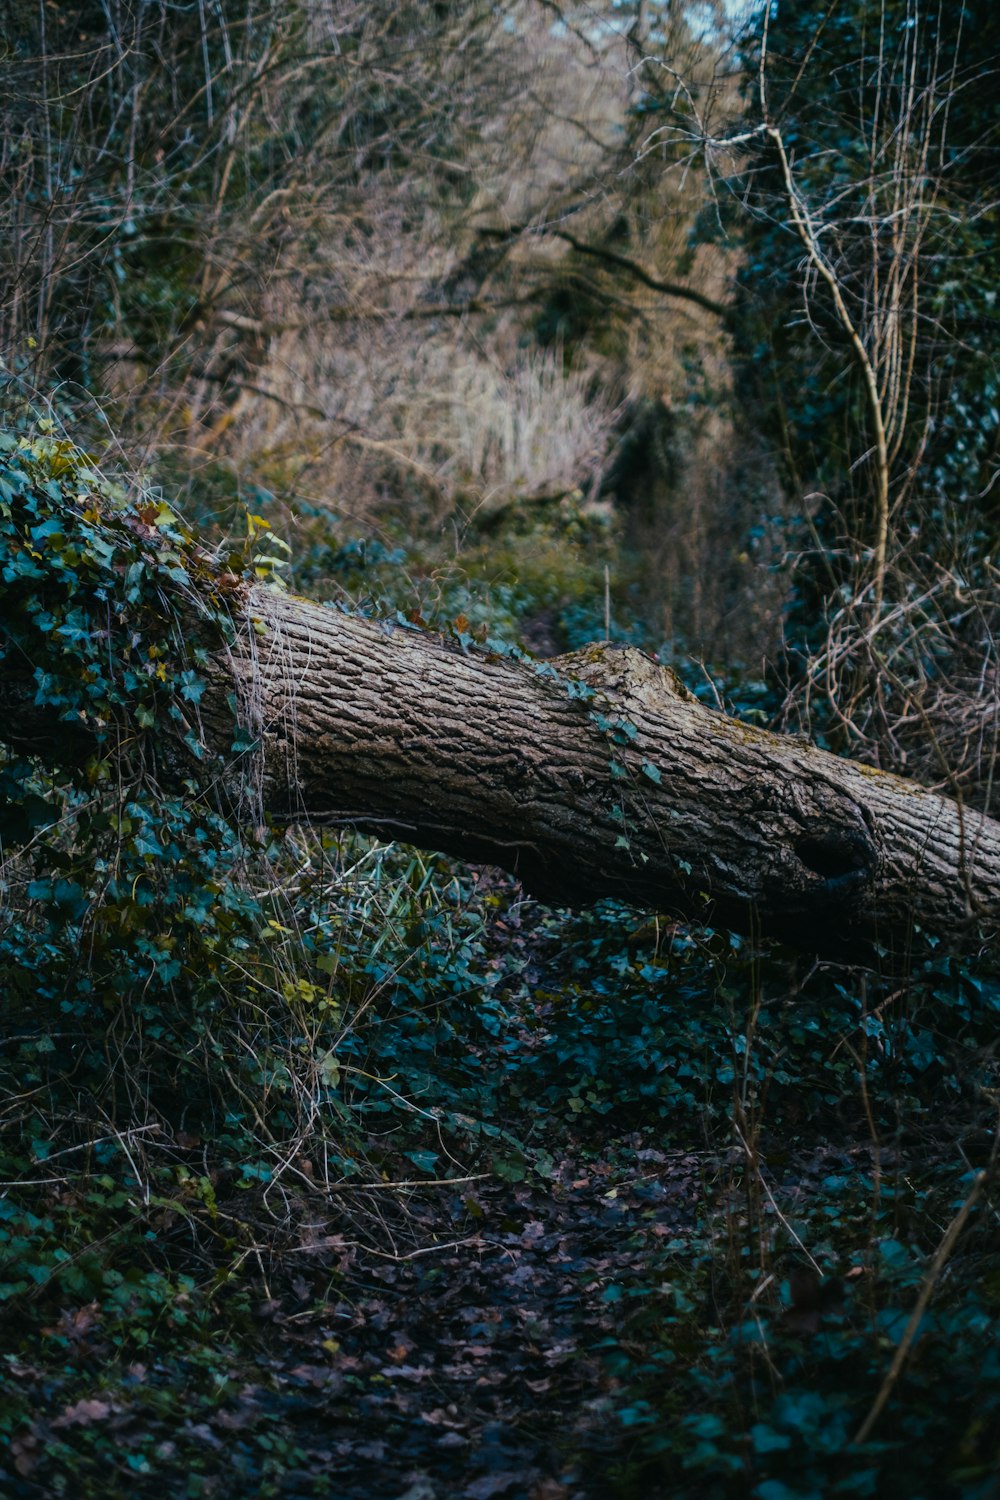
[1,1,1000,1496]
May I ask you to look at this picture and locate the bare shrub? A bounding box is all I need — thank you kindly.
[219,316,620,522]
[782,550,1000,813]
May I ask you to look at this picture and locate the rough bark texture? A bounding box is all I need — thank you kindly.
[3,581,997,955]
[189,588,1000,958]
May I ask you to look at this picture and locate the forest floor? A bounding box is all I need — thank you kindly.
[4,1136,718,1498]
[3,877,997,1499]
[206,1142,709,1499]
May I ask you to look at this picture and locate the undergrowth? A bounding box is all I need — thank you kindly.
[1,413,999,1498]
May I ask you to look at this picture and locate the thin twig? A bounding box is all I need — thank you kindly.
[732,1122,823,1274]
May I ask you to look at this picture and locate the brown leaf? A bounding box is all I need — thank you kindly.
[43,1301,101,1343]
[420,1407,467,1430]
[11,1436,39,1477]
[782,1268,845,1331]
[51,1398,112,1429]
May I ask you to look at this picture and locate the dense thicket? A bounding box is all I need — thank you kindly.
[738,0,1000,513]
[728,0,1000,790]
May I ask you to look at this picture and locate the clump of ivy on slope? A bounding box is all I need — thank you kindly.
[0,419,396,1403]
[0,417,306,1488]
[0,416,269,1112]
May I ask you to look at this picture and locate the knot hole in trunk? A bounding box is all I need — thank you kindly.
[795,828,875,894]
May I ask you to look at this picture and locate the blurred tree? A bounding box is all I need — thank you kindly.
[0,1,528,415]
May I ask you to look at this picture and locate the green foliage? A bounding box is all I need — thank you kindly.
[697,0,1000,784]
[0,415,254,1026]
[0,420,336,1281]
[237,486,646,657]
[596,1151,1000,1500]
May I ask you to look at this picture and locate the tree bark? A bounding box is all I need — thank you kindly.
[3,582,997,956]
[183,588,999,959]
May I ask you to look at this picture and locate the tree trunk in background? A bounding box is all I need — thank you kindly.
[188,588,1000,959]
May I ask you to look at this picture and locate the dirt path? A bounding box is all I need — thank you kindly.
[226,1147,707,1499]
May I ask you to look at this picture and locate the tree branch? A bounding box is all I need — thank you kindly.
[478,224,729,317]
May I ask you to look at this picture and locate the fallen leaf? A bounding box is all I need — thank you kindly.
[51,1398,112,1429]
[11,1435,39,1477]
[437,1431,468,1448]
[381,1363,435,1381]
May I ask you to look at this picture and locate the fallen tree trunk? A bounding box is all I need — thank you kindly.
[3,574,998,957]
[3,438,996,963]
[188,588,998,958]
